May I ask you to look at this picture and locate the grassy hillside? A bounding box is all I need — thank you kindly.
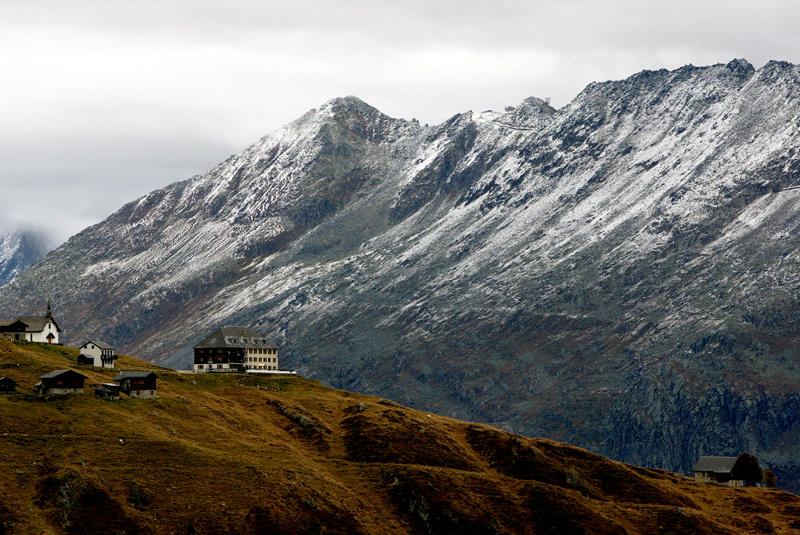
[0,340,799,535]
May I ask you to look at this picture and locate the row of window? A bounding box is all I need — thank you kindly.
[247,356,276,363]
[224,336,274,346]
[195,363,276,371]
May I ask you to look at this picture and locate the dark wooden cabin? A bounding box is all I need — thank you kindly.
[113,371,157,399]
[36,369,87,395]
[0,320,31,341]
[693,456,742,486]
[0,376,17,393]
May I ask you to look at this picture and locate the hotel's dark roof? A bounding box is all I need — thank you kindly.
[194,326,278,350]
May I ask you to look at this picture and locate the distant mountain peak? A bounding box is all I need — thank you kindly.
[0,229,53,288]
[726,57,754,74]
[302,95,388,124]
[322,94,372,110]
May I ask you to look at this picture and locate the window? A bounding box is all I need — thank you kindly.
[242,338,249,344]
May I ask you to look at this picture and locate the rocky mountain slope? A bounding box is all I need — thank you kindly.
[3,59,800,489]
[0,230,51,287]
[2,340,800,535]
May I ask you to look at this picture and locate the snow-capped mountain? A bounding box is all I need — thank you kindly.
[4,59,800,488]
[0,230,52,287]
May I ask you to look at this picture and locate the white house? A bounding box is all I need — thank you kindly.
[77,340,116,368]
[0,303,61,344]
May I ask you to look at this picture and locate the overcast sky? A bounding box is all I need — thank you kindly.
[2,0,799,244]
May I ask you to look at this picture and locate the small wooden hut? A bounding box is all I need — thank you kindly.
[113,371,157,399]
[0,376,17,393]
[36,369,87,395]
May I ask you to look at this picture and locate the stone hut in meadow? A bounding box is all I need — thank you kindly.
[693,456,743,487]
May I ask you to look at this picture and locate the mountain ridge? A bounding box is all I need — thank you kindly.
[4,59,800,489]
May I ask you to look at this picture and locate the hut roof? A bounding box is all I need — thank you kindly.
[694,456,738,474]
[81,340,114,350]
[113,371,157,380]
[0,320,28,332]
[38,369,87,380]
[17,316,62,333]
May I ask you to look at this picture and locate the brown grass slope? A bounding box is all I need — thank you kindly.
[0,340,799,535]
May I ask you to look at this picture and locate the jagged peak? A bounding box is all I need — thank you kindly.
[515,96,556,114]
[278,95,408,145]
[316,95,392,121]
[321,95,372,110]
[726,58,754,74]
[761,59,794,70]
[569,59,762,109]
[755,59,799,83]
